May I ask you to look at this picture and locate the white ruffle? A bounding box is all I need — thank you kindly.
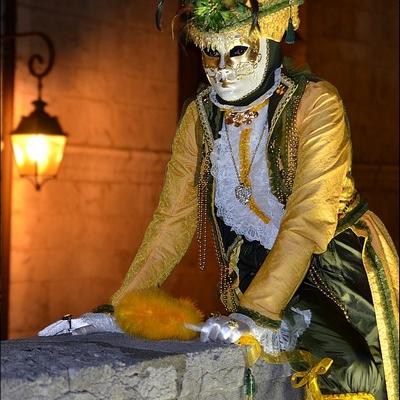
[230,309,312,355]
[279,307,312,351]
[210,104,284,250]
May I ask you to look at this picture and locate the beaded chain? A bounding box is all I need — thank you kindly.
[195,90,233,308]
[196,154,211,271]
[196,142,238,311]
[196,153,238,310]
[309,262,351,322]
[285,92,301,194]
[211,226,239,311]
[268,91,301,204]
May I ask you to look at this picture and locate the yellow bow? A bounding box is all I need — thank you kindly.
[291,358,333,400]
[236,334,316,368]
[236,337,375,400]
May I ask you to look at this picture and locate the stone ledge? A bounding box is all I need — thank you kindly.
[1,333,302,400]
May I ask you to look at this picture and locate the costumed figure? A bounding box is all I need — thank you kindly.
[39,1,399,399]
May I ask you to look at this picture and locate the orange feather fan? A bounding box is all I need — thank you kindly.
[114,288,204,340]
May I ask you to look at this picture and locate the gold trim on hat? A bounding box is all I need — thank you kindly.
[188,5,300,49]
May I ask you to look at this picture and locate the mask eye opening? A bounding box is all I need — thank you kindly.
[203,47,220,58]
[229,45,249,57]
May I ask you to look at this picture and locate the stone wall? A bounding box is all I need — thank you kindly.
[9,0,184,338]
[1,333,302,400]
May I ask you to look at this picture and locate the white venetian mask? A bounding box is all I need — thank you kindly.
[201,36,269,102]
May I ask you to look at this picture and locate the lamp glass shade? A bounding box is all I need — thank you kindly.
[11,133,67,177]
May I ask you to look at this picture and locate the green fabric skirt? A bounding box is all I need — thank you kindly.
[219,210,388,398]
[287,228,387,399]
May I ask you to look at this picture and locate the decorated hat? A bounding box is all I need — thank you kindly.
[156,0,304,48]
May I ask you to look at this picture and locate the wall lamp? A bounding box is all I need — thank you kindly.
[1,32,67,191]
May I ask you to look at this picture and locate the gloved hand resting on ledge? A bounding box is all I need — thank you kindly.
[198,308,311,354]
[38,305,123,336]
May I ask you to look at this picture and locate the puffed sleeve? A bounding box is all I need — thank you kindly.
[239,81,352,323]
[110,101,199,306]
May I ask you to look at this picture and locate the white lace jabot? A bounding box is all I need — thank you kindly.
[210,101,285,250]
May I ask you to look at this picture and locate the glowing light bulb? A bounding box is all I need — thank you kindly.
[26,135,50,164]
[11,134,66,178]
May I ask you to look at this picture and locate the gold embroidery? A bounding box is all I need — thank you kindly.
[351,214,399,400]
[225,238,243,310]
[269,74,297,135]
[285,90,301,194]
[267,73,298,204]
[188,6,301,50]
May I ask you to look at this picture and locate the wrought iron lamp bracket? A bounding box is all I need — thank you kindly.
[1,31,55,99]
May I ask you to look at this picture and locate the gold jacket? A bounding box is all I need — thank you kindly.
[111,78,397,312]
[110,79,399,398]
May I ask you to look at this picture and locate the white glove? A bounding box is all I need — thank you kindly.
[37,313,123,336]
[197,308,311,354]
[199,314,251,344]
[198,313,267,345]
[229,312,281,353]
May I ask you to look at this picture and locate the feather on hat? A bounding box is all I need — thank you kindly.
[156,0,304,47]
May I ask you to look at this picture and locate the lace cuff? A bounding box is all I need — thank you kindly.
[230,307,311,354]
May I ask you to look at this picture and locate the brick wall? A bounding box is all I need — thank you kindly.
[9,0,183,338]
[306,0,399,248]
